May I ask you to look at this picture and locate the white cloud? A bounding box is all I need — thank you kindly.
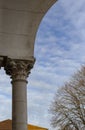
[29,0,85,129]
[0,94,12,121]
[0,0,85,130]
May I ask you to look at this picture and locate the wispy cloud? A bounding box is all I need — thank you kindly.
[28,0,85,129]
[0,0,85,130]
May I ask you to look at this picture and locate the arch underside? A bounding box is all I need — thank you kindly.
[0,0,57,61]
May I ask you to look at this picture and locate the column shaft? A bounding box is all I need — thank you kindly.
[4,58,35,130]
[12,80,27,130]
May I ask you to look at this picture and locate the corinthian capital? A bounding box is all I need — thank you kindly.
[4,58,35,81]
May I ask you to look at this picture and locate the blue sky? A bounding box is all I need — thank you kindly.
[0,0,85,130]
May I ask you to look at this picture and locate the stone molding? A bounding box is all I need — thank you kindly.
[4,58,35,81]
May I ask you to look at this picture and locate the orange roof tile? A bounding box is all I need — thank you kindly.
[0,119,48,130]
[0,119,12,130]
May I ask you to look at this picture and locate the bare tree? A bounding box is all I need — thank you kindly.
[50,66,85,130]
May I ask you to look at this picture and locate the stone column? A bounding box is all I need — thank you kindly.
[4,58,35,130]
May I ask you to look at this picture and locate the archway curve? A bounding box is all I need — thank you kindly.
[0,0,58,128]
[29,0,85,129]
[0,0,57,129]
[0,0,84,129]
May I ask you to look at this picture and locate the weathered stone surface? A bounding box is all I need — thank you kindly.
[0,1,57,130]
[0,0,57,61]
[4,58,35,80]
[4,58,35,130]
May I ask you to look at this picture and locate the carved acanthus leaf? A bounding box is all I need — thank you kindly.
[4,58,35,81]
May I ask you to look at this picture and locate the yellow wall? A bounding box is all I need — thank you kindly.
[0,120,48,130]
[28,124,48,130]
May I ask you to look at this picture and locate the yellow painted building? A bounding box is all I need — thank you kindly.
[0,120,48,130]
